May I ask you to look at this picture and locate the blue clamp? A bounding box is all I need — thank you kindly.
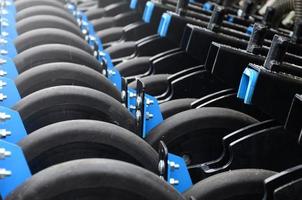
[227,16,234,23]
[158,13,172,37]
[0,140,31,199]
[237,67,259,104]
[143,1,155,23]
[167,153,193,193]
[158,141,192,193]
[0,36,17,58]
[203,2,214,12]
[130,0,138,10]
[0,77,21,108]
[0,106,27,144]
[246,25,254,35]
[66,3,77,14]
[98,51,122,92]
[0,55,19,80]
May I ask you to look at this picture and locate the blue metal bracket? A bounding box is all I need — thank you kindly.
[142,1,155,23]
[130,0,138,10]
[0,55,18,80]
[0,106,27,144]
[158,141,193,193]
[98,51,122,92]
[0,140,31,199]
[0,36,17,58]
[203,2,214,12]
[227,16,234,23]
[167,153,193,193]
[246,25,254,35]
[158,13,172,37]
[0,77,21,108]
[237,67,259,104]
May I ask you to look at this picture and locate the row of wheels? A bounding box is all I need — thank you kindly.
[0,0,301,199]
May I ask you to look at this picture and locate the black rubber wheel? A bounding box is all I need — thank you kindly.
[19,120,158,174]
[92,17,115,32]
[97,27,124,44]
[15,62,121,100]
[14,28,92,54]
[146,107,259,165]
[160,98,197,119]
[129,74,170,96]
[13,86,136,134]
[16,15,83,37]
[15,0,65,12]
[86,8,106,20]
[184,169,276,200]
[6,159,185,200]
[116,57,151,77]
[16,6,77,25]
[106,41,137,60]
[13,44,102,74]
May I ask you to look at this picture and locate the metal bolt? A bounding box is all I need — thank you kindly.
[0,38,7,44]
[0,80,7,88]
[108,70,116,76]
[0,9,8,15]
[0,49,8,55]
[129,92,136,98]
[0,58,7,64]
[0,20,8,27]
[89,35,96,41]
[136,110,142,121]
[136,96,142,108]
[121,90,127,101]
[146,98,154,105]
[0,70,7,77]
[93,50,98,57]
[0,93,7,101]
[129,105,136,110]
[0,168,11,179]
[0,112,10,120]
[1,32,8,37]
[158,159,166,179]
[169,161,180,170]
[0,148,11,159]
[169,178,180,185]
[82,29,88,35]
[146,112,153,120]
[0,129,11,138]
[102,69,107,76]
